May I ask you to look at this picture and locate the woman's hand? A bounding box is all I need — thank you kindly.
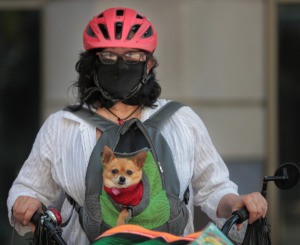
[236,192,268,224]
[218,192,268,230]
[12,196,42,226]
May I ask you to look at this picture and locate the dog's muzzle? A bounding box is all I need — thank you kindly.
[118,176,126,185]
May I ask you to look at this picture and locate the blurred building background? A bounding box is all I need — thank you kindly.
[0,0,299,244]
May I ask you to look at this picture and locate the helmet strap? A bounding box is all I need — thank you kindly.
[93,71,119,104]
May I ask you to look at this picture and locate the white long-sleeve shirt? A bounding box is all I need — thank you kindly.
[7,99,240,244]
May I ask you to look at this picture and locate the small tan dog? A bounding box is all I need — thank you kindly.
[102,146,147,226]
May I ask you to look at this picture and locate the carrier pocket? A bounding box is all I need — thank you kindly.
[167,194,189,236]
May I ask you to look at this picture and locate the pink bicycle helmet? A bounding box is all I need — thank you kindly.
[83,7,157,53]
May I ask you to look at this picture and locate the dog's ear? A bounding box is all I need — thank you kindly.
[133,151,147,169]
[102,146,115,165]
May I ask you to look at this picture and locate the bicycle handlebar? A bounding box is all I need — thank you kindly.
[31,211,67,245]
[221,207,249,235]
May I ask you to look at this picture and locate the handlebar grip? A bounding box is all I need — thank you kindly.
[30,211,42,225]
[221,207,249,235]
[232,207,249,224]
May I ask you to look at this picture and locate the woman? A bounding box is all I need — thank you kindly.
[8,7,267,244]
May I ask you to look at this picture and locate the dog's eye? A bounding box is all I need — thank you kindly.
[112,169,118,174]
[127,170,133,175]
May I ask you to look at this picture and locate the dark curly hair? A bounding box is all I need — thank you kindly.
[68,49,161,110]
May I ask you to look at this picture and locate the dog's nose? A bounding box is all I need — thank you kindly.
[119,176,126,184]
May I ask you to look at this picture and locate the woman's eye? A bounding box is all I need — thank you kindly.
[102,52,115,59]
[125,52,139,58]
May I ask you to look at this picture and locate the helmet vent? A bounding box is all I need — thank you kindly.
[97,13,104,18]
[99,24,109,39]
[142,26,153,38]
[136,14,143,19]
[86,26,96,37]
[115,22,123,40]
[127,25,141,40]
[116,10,124,16]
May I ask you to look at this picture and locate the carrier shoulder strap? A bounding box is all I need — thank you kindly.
[62,106,117,223]
[63,106,115,132]
[144,101,184,129]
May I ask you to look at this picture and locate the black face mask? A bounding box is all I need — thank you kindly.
[95,59,146,102]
